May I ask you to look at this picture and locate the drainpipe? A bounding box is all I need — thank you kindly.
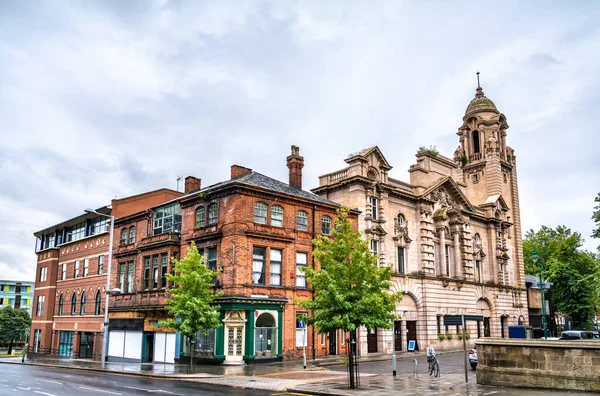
[311,205,316,360]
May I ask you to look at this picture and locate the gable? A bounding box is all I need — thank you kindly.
[345,146,393,171]
[482,194,509,212]
[420,177,476,214]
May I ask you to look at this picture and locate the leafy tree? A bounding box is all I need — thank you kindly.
[523,226,600,329]
[0,306,31,354]
[160,242,222,360]
[297,206,402,387]
[592,192,600,250]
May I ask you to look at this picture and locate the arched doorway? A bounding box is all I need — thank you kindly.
[397,294,419,352]
[255,313,277,358]
[477,299,492,337]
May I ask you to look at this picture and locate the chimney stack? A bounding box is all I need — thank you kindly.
[287,145,304,189]
[231,165,253,179]
[184,176,201,193]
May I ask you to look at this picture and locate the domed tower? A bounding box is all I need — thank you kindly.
[454,81,525,289]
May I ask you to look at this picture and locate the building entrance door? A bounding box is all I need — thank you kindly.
[394,321,402,351]
[406,321,418,351]
[79,332,94,358]
[367,328,378,353]
[328,331,337,355]
[226,326,244,362]
[143,333,154,362]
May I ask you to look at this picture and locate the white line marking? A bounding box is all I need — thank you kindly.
[38,379,63,385]
[122,386,151,391]
[155,390,184,395]
[121,386,182,395]
[3,374,21,378]
[34,392,58,396]
[79,386,122,395]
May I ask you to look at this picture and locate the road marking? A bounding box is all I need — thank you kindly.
[34,392,58,396]
[3,374,21,378]
[79,386,122,395]
[122,386,182,395]
[38,379,63,385]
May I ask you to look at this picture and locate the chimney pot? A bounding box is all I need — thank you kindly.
[184,176,201,193]
[286,145,304,189]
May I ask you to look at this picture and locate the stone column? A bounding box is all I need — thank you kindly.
[401,320,407,351]
[453,230,461,278]
[438,228,446,276]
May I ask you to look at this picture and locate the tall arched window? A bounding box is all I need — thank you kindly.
[58,294,63,316]
[271,206,284,227]
[129,226,136,244]
[195,206,205,228]
[80,293,86,316]
[208,203,218,225]
[120,228,128,245]
[396,213,406,227]
[297,211,308,232]
[472,130,481,154]
[254,202,268,224]
[95,291,101,315]
[71,293,77,316]
[321,216,331,235]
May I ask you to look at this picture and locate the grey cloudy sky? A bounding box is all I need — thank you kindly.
[1,0,599,282]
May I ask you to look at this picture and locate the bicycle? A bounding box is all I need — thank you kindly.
[427,352,440,377]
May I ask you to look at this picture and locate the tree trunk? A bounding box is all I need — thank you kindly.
[7,340,13,355]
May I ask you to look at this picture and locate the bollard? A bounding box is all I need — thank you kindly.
[392,353,397,377]
[413,358,418,378]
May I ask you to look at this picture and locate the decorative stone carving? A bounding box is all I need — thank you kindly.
[393,215,412,244]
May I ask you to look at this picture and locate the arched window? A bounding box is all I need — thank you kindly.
[195,206,205,228]
[208,203,218,225]
[472,130,481,154]
[297,211,308,232]
[95,291,101,315]
[321,216,331,235]
[255,313,277,358]
[120,228,128,245]
[271,206,284,227]
[129,226,136,244]
[396,213,406,227]
[254,202,268,224]
[71,293,77,316]
[58,294,63,316]
[80,293,86,316]
[473,233,482,248]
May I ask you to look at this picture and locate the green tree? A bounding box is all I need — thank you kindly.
[297,207,402,386]
[160,242,222,360]
[523,226,600,329]
[0,306,31,354]
[592,192,600,250]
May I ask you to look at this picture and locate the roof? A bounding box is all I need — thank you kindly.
[34,205,111,237]
[189,171,342,207]
[465,86,498,116]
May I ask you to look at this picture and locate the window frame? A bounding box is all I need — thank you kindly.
[70,293,77,316]
[129,226,136,244]
[80,293,86,316]
[74,261,79,278]
[95,291,101,315]
[160,255,168,289]
[397,246,405,274]
[36,295,45,316]
[271,205,284,227]
[296,252,307,288]
[254,202,268,224]
[270,249,282,286]
[153,204,183,235]
[295,314,307,348]
[207,203,218,226]
[321,215,331,235]
[252,247,266,285]
[58,294,63,316]
[296,211,308,232]
[144,257,150,290]
[98,255,104,275]
[83,258,89,277]
[195,206,206,228]
[370,196,378,220]
[120,228,128,245]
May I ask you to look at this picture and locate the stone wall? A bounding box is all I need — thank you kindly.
[476,338,600,392]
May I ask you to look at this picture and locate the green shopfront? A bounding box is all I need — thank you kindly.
[180,297,286,365]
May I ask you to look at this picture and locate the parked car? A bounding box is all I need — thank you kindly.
[468,346,477,369]
[559,330,597,340]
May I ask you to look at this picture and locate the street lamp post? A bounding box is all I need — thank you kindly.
[531,250,547,339]
[85,209,115,369]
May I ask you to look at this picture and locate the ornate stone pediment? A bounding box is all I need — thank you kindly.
[223,310,246,325]
[393,217,412,244]
[420,177,476,215]
[366,225,387,236]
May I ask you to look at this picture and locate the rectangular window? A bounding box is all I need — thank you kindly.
[153,204,182,235]
[208,203,218,225]
[144,257,150,290]
[127,261,134,293]
[341,330,345,345]
[370,240,378,256]
[61,264,66,280]
[271,206,283,227]
[33,329,41,353]
[475,260,481,283]
[254,202,267,224]
[0,298,3,305]
[437,315,442,335]
[71,222,86,241]
[83,259,89,277]
[370,196,378,220]
[119,263,126,292]
[98,256,104,275]
[270,249,282,286]
[397,247,405,274]
[445,245,451,276]
[296,314,307,347]
[161,255,168,288]
[194,328,216,355]
[74,261,80,278]
[39,267,47,282]
[153,255,159,289]
[36,295,45,316]
[296,211,308,232]
[321,333,326,346]
[296,252,307,288]
[252,247,266,285]
[92,218,108,234]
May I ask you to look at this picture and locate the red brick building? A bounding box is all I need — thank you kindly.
[106,146,359,364]
[30,189,181,359]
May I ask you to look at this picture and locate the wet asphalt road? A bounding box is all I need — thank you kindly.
[0,364,275,396]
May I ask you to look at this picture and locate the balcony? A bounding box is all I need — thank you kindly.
[387,177,413,193]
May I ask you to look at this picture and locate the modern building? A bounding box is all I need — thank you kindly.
[313,84,527,354]
[0,280,35,315]
[107,146,359,364]
[30,189,181,359]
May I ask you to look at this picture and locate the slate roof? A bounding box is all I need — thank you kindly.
[190,171,340,207]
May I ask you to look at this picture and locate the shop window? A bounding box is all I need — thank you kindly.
[255,313,277,358]
[194,328,216,356]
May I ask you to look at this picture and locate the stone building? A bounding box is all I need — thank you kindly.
[313,85,527,354]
